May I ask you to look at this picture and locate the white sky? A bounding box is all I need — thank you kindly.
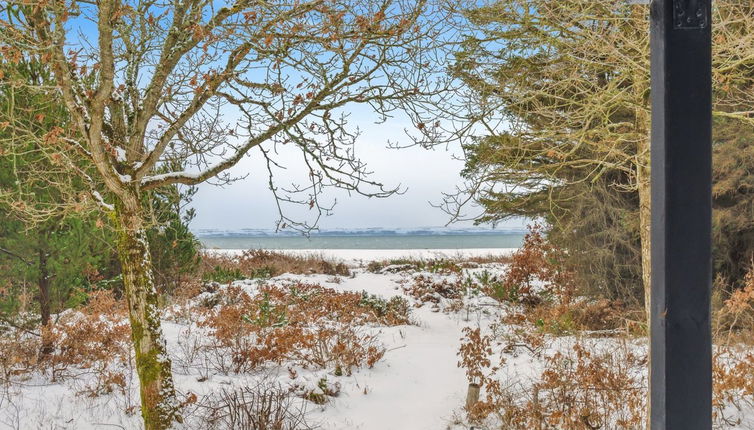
[189,109,523,231]
[191,119,461,229]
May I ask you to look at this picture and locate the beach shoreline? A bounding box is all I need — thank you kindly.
[202,247,518,263]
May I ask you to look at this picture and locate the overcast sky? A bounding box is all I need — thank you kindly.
[189,108,524,231]
[191,118,465,230]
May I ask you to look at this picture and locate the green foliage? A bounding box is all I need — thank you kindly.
[0,214,120,317]
[456,0,754,304]
[359,291,410,321]
[145,179,201,294]
[243,292,288,328]
[0,59,119,318]
[202,265,274,283]
[712,118,754,290]
[366,258,462,274]
[0,60,200,319]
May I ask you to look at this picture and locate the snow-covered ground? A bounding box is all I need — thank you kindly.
[204,248,517,264]
[3,250,752,430]
[302,271,482,430]
[0,252,512,430]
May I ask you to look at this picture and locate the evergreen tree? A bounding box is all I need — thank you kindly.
[451,0,754,307]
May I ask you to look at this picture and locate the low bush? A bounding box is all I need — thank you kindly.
[196,283,408,375]
[299,326,385,376]
[457,327,493,386]
[402,275,464,307]
[459,333,646,429]
[459,332,754,430]
[0,324,39,383]
[0,290,132,396]
[199,250,350,283]
[358,292,411,325]
[366,258,463,274]
[715,261,754,343]
[43,291,132,394]
[713,348,754,425]
[500,299,630,336]
[478,225,575,307]
[194,383,315,430]
[477,226,634,335]
[299,377,341,405]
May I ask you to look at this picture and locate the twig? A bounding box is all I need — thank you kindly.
[0,248,31,266]
[0,315,40,337]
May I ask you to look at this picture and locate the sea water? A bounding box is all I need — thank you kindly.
[196,228,525,250]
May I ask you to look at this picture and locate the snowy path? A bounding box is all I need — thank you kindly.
[317,310,468,430]
[305,272,483,430]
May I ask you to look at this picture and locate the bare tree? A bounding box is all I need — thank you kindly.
[0,1,450,428]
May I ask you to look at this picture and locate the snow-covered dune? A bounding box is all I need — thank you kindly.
[204,248,517,263]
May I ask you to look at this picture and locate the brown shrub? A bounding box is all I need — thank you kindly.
[0,291,132,396]
[459,327,754,429]
[294,324,385,376]
[0,326,39,383]
[503,298,631,336]
[43,290,132,394]
[482,224,575,307]
[458,327,494,385]
[199,250,350,283]
[462,342,754,430]
[481,226,635,335]
[713,348,754,425]
[196,283,405,374]
[527,343,646,429]
[715,261,754,344]
[461,337,646,429]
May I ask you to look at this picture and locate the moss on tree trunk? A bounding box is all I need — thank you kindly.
[116,197,180,430]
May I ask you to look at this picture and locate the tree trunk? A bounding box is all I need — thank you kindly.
[637,157,652,322]
[636,141,652,428]
[465,383,480,411]
[38,247,51,328]
[38,245,54,356]
[116,197,180,430]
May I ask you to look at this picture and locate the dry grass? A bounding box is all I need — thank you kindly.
[464,254,513,265]
[199,250,350,283]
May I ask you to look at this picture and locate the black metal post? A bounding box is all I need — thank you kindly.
[650,0,712,429]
